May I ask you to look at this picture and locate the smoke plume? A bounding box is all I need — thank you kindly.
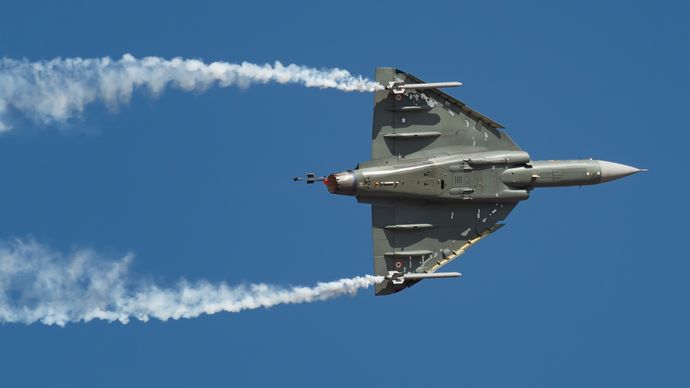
[0,54,383,131]
[0,239,382,326]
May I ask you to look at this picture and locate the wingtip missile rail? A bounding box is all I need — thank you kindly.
[386,271,462,285]
[385,81,462,94]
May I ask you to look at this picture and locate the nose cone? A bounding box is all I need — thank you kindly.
[597,160,646,183]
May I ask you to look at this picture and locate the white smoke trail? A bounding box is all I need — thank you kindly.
[0,239,382,326]
[0,54,383,131]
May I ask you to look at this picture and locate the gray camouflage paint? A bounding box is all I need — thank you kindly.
[322,68,643,295]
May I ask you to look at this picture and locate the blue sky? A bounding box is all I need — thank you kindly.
[0,0,688,386]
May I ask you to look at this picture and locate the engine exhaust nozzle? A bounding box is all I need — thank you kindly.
[325,171,357,195]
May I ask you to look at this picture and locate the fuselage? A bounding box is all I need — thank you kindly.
[325,150,642,203]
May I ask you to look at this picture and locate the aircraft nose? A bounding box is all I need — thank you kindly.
[597,160,646,183]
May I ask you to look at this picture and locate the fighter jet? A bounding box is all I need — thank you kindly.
[296,68,645,295]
